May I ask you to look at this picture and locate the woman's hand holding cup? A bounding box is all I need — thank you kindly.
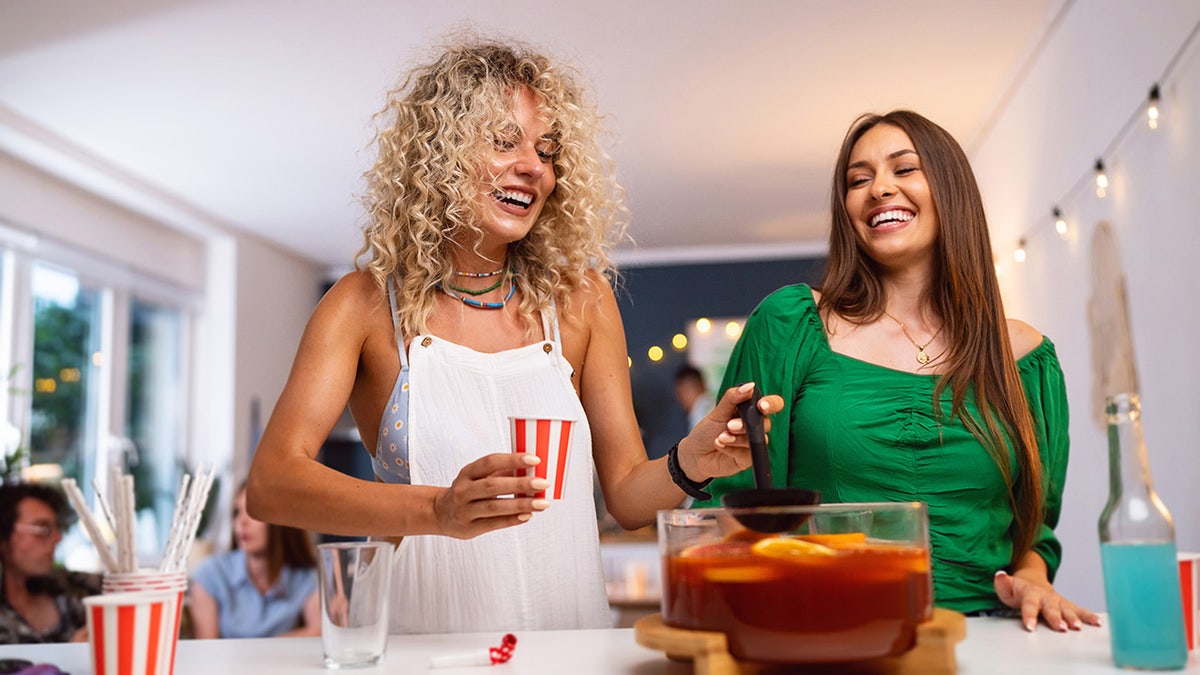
[433,453,550,539]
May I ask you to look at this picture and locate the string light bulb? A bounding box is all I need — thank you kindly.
[1147,84,1161,130]
[1014,239,1027,264]
[1053,207,1068,237]
[1094,159,1108,198]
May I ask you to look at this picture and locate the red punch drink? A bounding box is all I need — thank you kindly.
[659,503,932,664]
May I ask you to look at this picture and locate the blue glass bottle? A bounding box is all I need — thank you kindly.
[1098,393,1187,670]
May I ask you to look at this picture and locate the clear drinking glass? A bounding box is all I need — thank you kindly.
[317,542,393,669]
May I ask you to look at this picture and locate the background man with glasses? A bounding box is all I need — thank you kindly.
[0,482,100,643]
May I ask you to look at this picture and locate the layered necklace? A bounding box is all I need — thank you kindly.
[437,265,516,310]
[882,310,944,365]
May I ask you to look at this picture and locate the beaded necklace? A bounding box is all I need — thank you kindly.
[455,267,505,278]
[438,272,517,309]
[447,276,504,296]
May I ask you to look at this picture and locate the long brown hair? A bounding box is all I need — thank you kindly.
[234,484,316,583]
[821,110,1044,564]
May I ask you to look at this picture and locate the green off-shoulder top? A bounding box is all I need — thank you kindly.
[696,284,1070,613]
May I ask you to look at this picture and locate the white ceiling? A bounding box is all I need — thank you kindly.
[0,0,1060,270]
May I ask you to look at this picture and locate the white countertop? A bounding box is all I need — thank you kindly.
[2,617,1197,674]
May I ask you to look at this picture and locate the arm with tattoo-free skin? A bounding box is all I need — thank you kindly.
[571,274,782,530]
[246,273,550,539]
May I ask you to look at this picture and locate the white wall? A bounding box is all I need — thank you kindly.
[973,0,1200,611]
[231,233,325,484]
[0,151,206,291]
[193,232,324,549]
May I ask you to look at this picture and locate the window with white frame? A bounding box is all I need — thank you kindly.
[2,223,196,570]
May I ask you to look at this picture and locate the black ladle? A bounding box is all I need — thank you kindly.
[720,385,821,532]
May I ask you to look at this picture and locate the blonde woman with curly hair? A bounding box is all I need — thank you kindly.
[246,37,780,633]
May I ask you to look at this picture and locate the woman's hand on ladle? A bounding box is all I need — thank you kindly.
[677,382,784,481]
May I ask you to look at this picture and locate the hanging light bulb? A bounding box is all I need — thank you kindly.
[1147,84,1161,130]
[1095,159,1108,198]
[1053,207,1068,237]
[1014,239,1027,264]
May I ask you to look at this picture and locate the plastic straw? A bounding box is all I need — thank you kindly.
[112,466,131,573]
[72,466,217,575]
[61,478,119,573]
[122,474,136,572]
[159,474,191,572]
[90,478,117,535]
[109,466,126,572]
[163,476,194,572]
[172,467,214,572]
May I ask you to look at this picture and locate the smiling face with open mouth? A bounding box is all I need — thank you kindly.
[472,86,559,255]
[843,123,939,270]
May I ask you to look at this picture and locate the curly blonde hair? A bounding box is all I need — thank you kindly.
[358,36,628,337]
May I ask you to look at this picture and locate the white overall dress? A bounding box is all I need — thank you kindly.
[375,294,611,633]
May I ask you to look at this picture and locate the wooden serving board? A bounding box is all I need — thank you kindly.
[634,608,966,675]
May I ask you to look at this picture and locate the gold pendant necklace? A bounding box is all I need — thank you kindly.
[882,310,944,365]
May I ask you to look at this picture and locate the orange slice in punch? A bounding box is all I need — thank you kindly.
[796,532,867,548]
[703,566,780,583]
[750,537,837,560]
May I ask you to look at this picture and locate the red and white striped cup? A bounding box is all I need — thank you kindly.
[1181,552,1200,652]
[102,570,187,595]
[103,570,187,646]
[510,416,575,499]
[84,590,181,675]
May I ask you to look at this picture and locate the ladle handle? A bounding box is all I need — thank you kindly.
[736,385,772,489]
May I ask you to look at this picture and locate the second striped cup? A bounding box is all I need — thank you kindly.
[84,590,180,675]
[509,416,576,500]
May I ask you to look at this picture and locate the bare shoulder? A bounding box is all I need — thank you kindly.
[317,270,387,318]
[584,269,617,300]
[561,270,618,323]
[557,271,622,389]
[300,270,389,344]
[1007,318,1044,360]
[325,269,382,306]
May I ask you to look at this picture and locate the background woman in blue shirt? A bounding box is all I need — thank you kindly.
[189,484,319,638]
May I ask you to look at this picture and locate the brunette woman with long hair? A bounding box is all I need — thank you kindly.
[189,484,319,638]
[699,110,1100,633]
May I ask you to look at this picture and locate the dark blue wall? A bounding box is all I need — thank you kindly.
[615,257,824,458]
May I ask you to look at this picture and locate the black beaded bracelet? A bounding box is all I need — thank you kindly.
[667,441,713,500]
